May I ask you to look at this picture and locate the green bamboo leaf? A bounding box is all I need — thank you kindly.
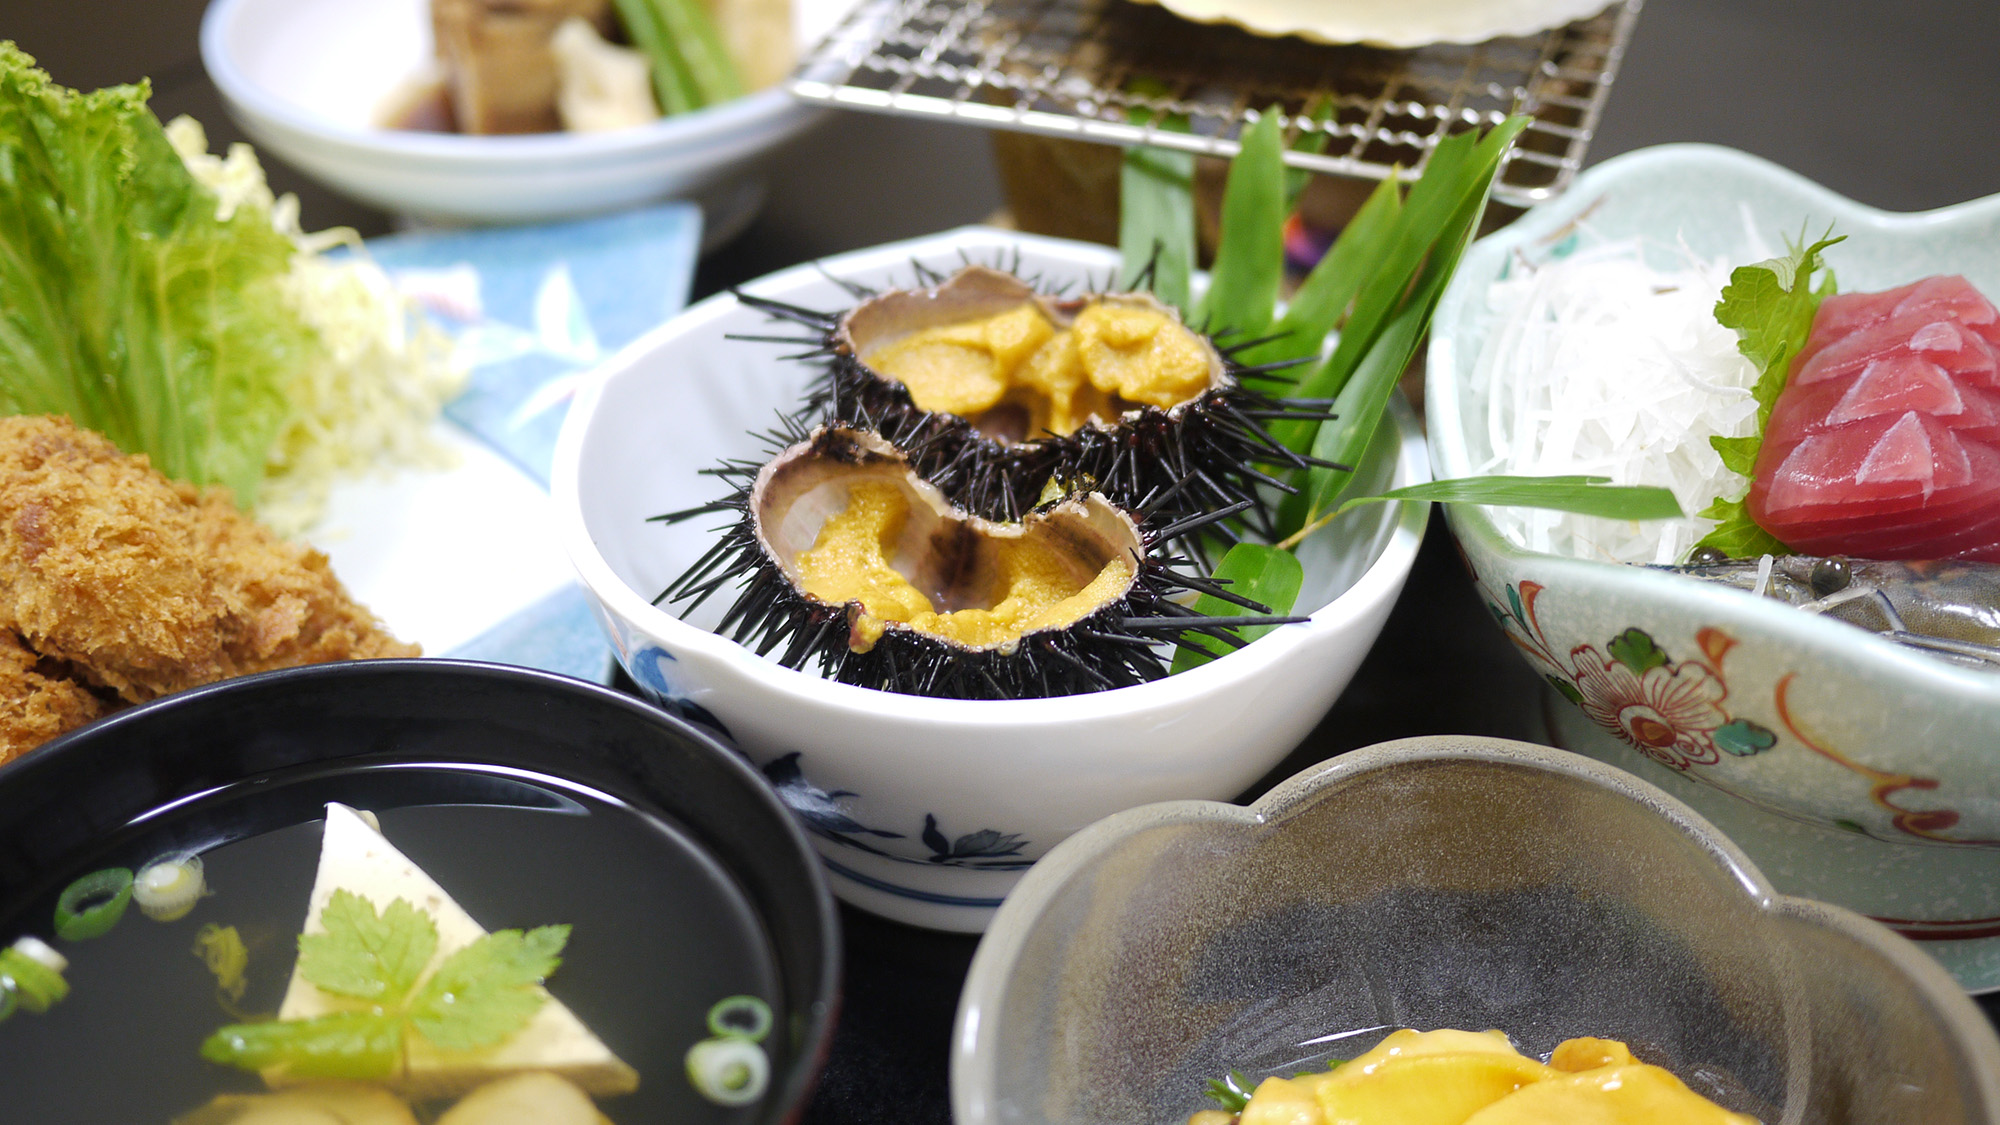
[1193,109,1286,345]
[1170,543,1304,673]
[1328,476,1684,521]
[1269,119,1526,455]
[1119,87,1195,313]
[1284,95,1336,208]
[1237,174,1403,373]
[1292,119,1528,525]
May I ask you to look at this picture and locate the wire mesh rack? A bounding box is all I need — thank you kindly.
[792,0,1642,206]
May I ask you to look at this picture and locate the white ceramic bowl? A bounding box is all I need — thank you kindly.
[552,226,1429,931]
[200,0,824,235]
[1426,144,2000,990]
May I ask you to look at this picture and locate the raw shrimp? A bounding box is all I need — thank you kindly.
[1667,553,2000,669]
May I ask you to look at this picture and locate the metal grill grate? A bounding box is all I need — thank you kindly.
[792,0,1642,206]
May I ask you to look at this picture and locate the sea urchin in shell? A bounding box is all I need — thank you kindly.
[732,265,1342,544]
[653,426,1300,700]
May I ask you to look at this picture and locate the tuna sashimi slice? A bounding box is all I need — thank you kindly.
[1748,275,2000,560]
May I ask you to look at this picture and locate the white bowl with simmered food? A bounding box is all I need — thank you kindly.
[200,0,823,235]
[551,227,1430,932]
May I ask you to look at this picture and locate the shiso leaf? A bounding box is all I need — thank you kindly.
[1689,230,1842,559]
[408,925,569,1052]
[0,42,302,505]
[1170,543,1304,673]
[1193,108,1287,346]
[298,889,437,1002]
[200,1010,404,1080]
[1118,82,1196,314]
[1693,495,1794,559]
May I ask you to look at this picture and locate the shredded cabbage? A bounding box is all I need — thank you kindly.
[0,44,462,538]
[166,118,464,536]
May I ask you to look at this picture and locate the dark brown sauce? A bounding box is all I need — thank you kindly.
[380,78,457,133]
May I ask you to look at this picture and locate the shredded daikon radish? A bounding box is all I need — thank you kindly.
[1468,229,1766,564]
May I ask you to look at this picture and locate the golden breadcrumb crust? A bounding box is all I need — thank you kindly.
[0,415,417,763]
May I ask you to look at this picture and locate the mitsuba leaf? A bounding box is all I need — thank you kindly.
[408,925,569,1052]
[298,889,438,1002]
[200,1011,403,1080]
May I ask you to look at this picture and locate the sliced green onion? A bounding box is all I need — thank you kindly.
[134,852,204,922]
[0,940,70,1012]
[54,867,133,941]
[706,994,773,1043]
[686,1035,769,1106]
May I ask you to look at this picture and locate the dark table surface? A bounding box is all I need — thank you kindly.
[14,0,2000,1120]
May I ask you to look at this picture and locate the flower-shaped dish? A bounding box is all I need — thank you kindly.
[954,736,2000,1125]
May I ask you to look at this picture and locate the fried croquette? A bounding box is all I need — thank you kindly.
[0,415,417,760]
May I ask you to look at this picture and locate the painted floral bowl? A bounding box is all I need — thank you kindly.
[954,737,2000,1125]
[551,226,1429,932]
[1426,143,2000,989]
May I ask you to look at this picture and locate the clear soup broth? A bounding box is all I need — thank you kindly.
[0,764,781,1124]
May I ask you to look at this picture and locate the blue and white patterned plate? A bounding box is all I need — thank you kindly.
[304,202,701,683]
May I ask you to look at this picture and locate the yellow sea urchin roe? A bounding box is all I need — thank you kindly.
[1549,1036,1638,1073]
[793,481,1133,652]
[1072,302,1212,409]
[865,300,1213,437]
[795,482,938,650]
[1206,1031,1757,1125]
[864,304,1056,416]
[1461,1063,1758,1124]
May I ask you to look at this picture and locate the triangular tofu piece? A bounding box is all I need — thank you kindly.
[271,803,640,1100]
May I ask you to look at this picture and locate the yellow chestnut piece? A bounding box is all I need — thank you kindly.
[1461,1063,1759,1125]
[1550,1036,1639,1073]
[1312,1050,1555,1125]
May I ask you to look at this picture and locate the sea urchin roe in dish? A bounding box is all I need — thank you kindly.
[794,481,1135,651]
[1205,1028,1756,1125]
[861,299,1213,440]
